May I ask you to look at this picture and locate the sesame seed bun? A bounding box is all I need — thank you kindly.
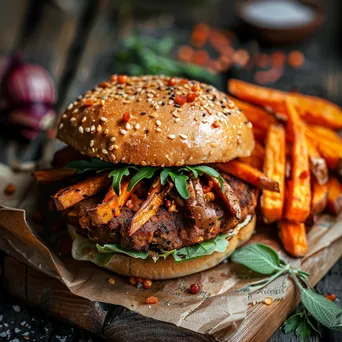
[57,75,254,166]
[68,215,255,280]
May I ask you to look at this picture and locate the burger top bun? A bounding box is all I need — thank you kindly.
[57,75,254,167]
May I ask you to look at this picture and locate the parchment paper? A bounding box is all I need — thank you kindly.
[0,162,341,341]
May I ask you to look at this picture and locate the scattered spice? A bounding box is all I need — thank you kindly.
[264,297,273,305]
[324,293,336,301]
[145,296,159,304]
[83,99,93,106]
[186,92,198,103]
[212,121,220,128]
[143,279,153,289]
[107,277,115,285]
[168,77,177,86]
[136,277,144,284]
[174,95,187,106]
[122,112,131,122]
[118,75,128,84]
[204,192,215,202]
[190,284,201,294]
[129,276,137,286]
[165,199,172,208]
[4,183,16,195]
[191,83,201,92]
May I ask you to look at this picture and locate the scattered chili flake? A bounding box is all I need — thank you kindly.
[136,277,144,284]
[122,112,131,122]
[180,78,189,86]
[190,284,200,294]
[118,75,128,84]
[107,277,115,285]
[4,183,16,195]
[192,50,210,66]
[288,51,305,68]
[145,296,159,305]
[212,121,220,128]
[186,92,198,103]
[110,74,118,82]
[177,45,194,63]
[174,95,187,106]
[168,77,177,86]
[324,293,336,301]
[83,99,94,107]
[191,83,201,92]
[129,276,137,286]
[264,297,273,305]
[143,279,153,289]
[203,181,214,194]
[98,81,110,88]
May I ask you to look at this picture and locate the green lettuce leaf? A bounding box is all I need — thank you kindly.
[96,243,149,259]
[64,158,114,173]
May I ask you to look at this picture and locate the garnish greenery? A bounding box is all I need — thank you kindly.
[64,158,223,199]
[231,243,342,335]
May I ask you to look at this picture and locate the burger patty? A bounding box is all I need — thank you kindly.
[69,175,257,252]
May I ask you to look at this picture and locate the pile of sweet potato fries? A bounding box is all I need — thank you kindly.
[228,79,342,257]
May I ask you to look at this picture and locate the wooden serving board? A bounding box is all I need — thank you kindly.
[2,223,342,342]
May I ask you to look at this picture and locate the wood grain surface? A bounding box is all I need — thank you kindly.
[0,0,341,341]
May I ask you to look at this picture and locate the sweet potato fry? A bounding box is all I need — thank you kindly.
[33,168,77,183]
[311,180,328,215]
[252,126,267,142]
[239,141,265,170]
[261,124,286,223]
[231,97,276,136]
[87,181,131,225]
[52,172,110,211]
[327,177,342,215]
[278,221,308,257]
[284,100,311,222]
[216,161,279,192]
[306,139,329,185]
[129,178,172,236]
[228,79,342,130]
[208,175,241,219]
[307,125,342,145]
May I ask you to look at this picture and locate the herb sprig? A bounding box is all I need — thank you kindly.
[231,244,342,335]
[64,158,223,199]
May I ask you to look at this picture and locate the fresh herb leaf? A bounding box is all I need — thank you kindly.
[174,174,190,199]
[284,313,302,333]
[109,166,137,195]
[128,167,160,191]
[300,288,342,331]
[96,243,149,259]
[173,233,229,262]
[231,243,285,275]
[64,158,114,173]
[160,168,172,185]
[191,166,225,190]
[295,318,314,342]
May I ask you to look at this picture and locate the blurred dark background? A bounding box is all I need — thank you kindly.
[0,0,341,341]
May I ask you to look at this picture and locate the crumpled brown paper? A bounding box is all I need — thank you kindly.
[0,162,341,341]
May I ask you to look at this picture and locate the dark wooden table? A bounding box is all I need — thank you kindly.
[0,0,341,341]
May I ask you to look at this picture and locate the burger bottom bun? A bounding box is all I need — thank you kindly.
[69,215,255,280]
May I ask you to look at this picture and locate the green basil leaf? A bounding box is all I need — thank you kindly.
[174,174,189,199]
[128,167,160,191]
[109,167,131,195]
[300,288,342,331]
[173,233,229,262]
[64,158,114,173]
[284,313,301,334]
[231,243,285,275]
[96,243,149,259]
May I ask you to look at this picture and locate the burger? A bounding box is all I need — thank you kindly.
[34,75,258,280]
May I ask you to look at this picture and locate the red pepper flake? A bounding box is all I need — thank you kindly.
[174,95,187,106]
[118,75,128,84]
[145,296,158,304]
[110,74,118,82]
[190,284,200,294]
[122,112,131,122]
[324,293,336,301]
[4,183,16,195]
[136,277,144,284]
[180,79,189,86]
[83,99,94,106]
[191,83,201,92]
[168,78,177,86]
[212,121,220,128]
[98,81,110,88]
[143,279,153,289]
[186,92,198,103]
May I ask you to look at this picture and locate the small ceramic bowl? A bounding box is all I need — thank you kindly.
[236,0,325,45]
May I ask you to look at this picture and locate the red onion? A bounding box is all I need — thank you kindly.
[1,53,56,140]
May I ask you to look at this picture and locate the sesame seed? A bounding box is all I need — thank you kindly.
[156,127,162,132]
[104,128,109,135]
[232,124,236,130]
[147,98,153,102]
[156,120,161,127]
[102,149,108,154]
[113,144,119,149]
[172,113,179,118]
[110,154,116,160]
[100,117,107,122]
[78,126,84,134]
[210,143,217,147]
[125,123,131,130]
[179,133,188,139]
[67,103,73,110]
[141,161,147,166]
[168,134,176,139]
[85,127,90,132]
[82,116,87,122]
[247,122,253,128]
[91,125,96,132]
[120,129,127,135]
[169,100,174,105]
[59,123,64,129]
[202,119,208,123]
[97,125,102,132]
[109,145,114,151]
[90,140,94,147]
[62,114,67,119]
[174,118,180,123]
[110,137,116,142]
[70,117,76,122]
[135,123,140,130]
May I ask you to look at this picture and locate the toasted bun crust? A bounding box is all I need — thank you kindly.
[69,215,255,280]
[57,75,254,166]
